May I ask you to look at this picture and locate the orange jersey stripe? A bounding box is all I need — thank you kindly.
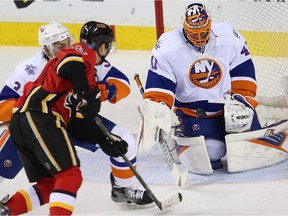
[107,79,130,104]
[111,165,136,179]
[0,99,16,122]
[174,107,223,118]
[231,80,257,97]
[144,91,174,109]
[0,128,10,149]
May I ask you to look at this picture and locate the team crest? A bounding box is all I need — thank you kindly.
[188,58,222,89]
[71,45,88,55]
[64,92,80,117]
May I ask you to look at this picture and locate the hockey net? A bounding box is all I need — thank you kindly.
[155,0,288,126]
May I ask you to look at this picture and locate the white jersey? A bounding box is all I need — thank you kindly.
[95,60,131,103]
[144,22,256,117]
[3,51,48,99]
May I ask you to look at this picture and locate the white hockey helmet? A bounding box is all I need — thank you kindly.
[38,21,71,55]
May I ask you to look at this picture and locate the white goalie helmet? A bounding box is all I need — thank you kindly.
[38,21,71,55]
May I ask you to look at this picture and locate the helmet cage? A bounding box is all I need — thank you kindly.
[183,18,211,48]
[183,3,211,49]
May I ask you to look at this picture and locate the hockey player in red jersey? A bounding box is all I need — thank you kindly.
[0,23,128,215]
[74,21,154,207]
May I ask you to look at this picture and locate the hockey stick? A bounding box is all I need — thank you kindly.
[94,116,182,211]
[133,73,188,187]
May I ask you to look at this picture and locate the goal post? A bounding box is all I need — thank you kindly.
[154,0,164,40]
[154,0,288,124]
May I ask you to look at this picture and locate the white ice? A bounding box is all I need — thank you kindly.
[1,46,288,215]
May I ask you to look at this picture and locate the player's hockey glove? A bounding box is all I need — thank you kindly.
[224,94,260,133]
[97,81,116,102]
[97,134,128,157]
[78,87,101,119]
[66,88,101,119]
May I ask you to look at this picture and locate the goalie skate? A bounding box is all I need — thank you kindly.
[110,173,155,208]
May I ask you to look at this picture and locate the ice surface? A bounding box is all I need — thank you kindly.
[1,46,288,215]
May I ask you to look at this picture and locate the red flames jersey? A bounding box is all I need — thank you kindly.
[12,42,97,124]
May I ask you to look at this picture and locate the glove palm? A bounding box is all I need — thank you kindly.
[224,94,256,133]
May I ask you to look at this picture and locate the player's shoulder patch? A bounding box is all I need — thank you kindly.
[24,64,38,76]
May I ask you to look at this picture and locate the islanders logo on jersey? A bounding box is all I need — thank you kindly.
[188,58,222,89]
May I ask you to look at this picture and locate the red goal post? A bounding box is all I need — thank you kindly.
[154,0,164,40]
[154,0,288,125]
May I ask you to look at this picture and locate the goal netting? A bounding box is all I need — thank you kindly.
[156,0,288,125]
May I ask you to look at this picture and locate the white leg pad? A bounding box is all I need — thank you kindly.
[177,136,213,175]
[226,120,288,172]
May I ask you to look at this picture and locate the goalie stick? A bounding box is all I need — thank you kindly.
[134,73,188,187]
[94,116,182,211]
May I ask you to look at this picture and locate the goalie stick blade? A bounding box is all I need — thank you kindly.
[160,193,183,211]
[170,162,188,187]
[177,168,188,187]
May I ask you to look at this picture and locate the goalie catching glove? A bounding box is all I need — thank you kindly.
[137,98,171,151]
[224,94,259,133]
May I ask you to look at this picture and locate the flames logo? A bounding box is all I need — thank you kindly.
[188,58,222,89]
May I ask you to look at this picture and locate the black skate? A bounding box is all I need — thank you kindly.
[110,173,154,208]
[0,195,10,216]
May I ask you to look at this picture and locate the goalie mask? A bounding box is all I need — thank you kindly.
[80,21,115,65]
[38,21,72,58]
[183,3,212,53]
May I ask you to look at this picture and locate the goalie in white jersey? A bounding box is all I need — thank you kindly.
[138,2,288,175]
[0,21,153,207]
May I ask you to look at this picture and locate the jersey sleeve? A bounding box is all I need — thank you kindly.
[56,43,97,93]
[96,60,130,103]
[229,28,257,97]
[143,34,177,108]
[57,56,88,93]
[1,51,47,101]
